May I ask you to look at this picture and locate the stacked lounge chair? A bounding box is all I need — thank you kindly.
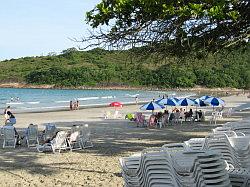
[184,121,250,187]
[120,119,250,186]
[120,145,231,187]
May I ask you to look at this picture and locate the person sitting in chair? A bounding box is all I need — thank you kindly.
[5,111,20,145]
[196,110,203,121]
[162,110,169,125]
[168,112,175,125]
[185,109,193,121]
[5,111,16,126]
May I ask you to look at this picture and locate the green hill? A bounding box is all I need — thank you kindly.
[0,46,249,89]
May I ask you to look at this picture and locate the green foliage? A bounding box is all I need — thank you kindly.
[85,0,250,54]
[0,45,249,89]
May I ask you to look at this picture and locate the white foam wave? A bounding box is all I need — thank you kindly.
[6,102,24,105]
[26,102,40,104]
[101,96,114,99]
[78,97,99,101]
[126,94,139,97]
[55,100,70,103]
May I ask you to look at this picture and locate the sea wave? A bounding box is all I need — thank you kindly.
[77,97,99,101]
[101,96,114,99]
[55,100,70,103]
[6,102,24,105]
[26,101,40,104]
[126,94,139,97]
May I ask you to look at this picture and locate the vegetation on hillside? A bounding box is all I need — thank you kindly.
[0,45,249,89]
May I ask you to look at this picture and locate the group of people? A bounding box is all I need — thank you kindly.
[147,108,205,127]
[69,100,80,110]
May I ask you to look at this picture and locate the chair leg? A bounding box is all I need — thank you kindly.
[66,139,71,151]
[14,138,17,148]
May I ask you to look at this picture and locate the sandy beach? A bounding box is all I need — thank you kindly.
[0,94,249,187]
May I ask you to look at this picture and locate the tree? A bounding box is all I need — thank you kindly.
[85,0,249,55]
[61,47,78,54]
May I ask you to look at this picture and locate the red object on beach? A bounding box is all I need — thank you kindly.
[110,102,123,107]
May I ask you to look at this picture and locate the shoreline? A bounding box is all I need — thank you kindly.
[12,100,151,114]
[0,82,248,93]
[7,94,250,128]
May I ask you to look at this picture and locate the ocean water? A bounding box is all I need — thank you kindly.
[0,88,195,113]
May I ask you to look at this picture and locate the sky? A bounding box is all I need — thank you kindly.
[0,0,101,60]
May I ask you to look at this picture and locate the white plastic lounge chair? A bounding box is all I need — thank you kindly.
[104,111,111,119]
[226,108,233,117]
[25,124,39,147]
[67,131,82,151]
[43,123,56,141]
[37,131,68,153]
[80,124,93,148]
[113,110,122,119]
[210,112,217,124]
[184,138,205,151]
[217,111,223,119]
[2,126,17,148]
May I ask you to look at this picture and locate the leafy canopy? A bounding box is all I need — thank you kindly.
[85,0,249,55]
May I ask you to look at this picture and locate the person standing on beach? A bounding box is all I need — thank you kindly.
[76,100,80,110]
[135,96,139,104]
[3,106,11,121]
[69,101,73,110]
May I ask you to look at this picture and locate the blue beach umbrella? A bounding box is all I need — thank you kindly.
[158,98,178,106]
[178,98,196,106]
[173,97,180,102]
[204,97,225,106]
[140,101,165,111]
[194,98,207,107]
[200,95,211,101]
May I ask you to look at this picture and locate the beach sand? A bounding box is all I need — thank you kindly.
[0,94,249,186]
